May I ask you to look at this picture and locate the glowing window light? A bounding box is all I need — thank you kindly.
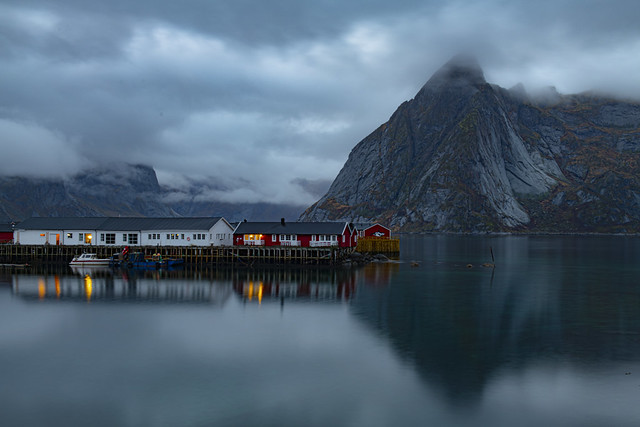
[84,275,93,301]
[38,278,46,300]
[55,275,61,298]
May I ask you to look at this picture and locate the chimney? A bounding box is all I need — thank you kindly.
[281,218,285,226]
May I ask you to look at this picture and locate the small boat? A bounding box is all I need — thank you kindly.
[111,252,184,269]
[69,253,111,266]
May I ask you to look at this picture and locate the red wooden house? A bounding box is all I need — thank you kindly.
[234,220,357,248]
[0,223,15,244]
[354,223,391,239]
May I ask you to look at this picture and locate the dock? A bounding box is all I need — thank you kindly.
[0,244,356,266]
[355,237,400,255]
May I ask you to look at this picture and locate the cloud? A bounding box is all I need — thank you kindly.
[2,0,640,204]
[0,119,88,177]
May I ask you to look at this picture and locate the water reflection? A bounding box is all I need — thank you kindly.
[11,270,234,305]
[352,235,640,410]
[9,263,400,307]
[3,237,640,425]
[233,267,357,303]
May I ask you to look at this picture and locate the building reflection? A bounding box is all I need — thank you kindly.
[233,267,357,303]
[11,269,234,306]
[232,263,399,304]
[10,262,400,306]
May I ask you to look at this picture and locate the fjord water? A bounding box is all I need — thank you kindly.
[1,235,640,427]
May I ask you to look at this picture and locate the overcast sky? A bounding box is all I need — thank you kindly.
[2,0,640,206]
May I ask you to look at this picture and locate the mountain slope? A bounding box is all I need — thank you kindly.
[300,56,640,232]
[0,164,305,223]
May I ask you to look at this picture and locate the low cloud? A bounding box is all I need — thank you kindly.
[2,0,640,204]
[0,119,89,177]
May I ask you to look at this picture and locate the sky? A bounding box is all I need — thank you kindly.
[2,0,640,206]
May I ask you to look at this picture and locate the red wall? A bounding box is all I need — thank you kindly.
[234,228,357,248]
[363,224,390,238]
[0,232,13,243]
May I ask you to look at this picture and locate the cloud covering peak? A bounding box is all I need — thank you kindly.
[2,0,640,204]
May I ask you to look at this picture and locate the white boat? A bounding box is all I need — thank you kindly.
[69,253,111,266]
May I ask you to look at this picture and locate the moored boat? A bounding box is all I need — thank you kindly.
[110,251,184,269]
[69,253,111,266]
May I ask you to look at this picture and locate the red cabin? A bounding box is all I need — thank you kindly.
[355,223,391,239]
[0,223,14,244]
[233,220,357,248]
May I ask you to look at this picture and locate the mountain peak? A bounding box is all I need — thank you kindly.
[424,54,486,89]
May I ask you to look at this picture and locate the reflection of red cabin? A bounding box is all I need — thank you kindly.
[355,223,391,239]
[233,220,357,248]
[0,223,14,244]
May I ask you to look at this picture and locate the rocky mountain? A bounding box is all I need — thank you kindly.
[0,164,176,222]
[300,55,640,232]
[0,164,305,223]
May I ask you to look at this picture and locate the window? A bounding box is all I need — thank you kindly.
[128,234,138,245]
[67,233,73,239]
[182,234,185,240]
[79,233,83,242]
[100,233,105,242]
[105,233,115,245]
[123,234,127,242]
[332,235,338,242]
[148,234,152,240]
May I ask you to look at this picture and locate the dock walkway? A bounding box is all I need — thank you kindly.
[0,244,354,266]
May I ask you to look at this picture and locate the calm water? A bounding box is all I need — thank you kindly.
[2,235,640,426]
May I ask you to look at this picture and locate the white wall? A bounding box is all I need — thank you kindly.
[15,218,236,247]
[15,229,98,245]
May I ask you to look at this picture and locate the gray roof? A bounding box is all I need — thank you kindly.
[234,221,350,235]
[16,217,226,231]
[0,223,15,233]
[99,217,225,231]
[17,217,109,230]
[353,222,389,231]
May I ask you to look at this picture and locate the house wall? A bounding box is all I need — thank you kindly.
[15,229,99,245]
[0,232,14,243]
[363,224,391,238]
[234,228,357,248]
[15,219,235,247]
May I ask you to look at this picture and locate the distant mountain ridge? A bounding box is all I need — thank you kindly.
[0,164,305,223]
[300,55,640,232]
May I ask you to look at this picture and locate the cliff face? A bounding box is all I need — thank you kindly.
[301,56,640,232]
[0,164,176,221]
[0,164,304,222]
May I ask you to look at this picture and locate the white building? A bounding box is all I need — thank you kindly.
[14,217,234,247]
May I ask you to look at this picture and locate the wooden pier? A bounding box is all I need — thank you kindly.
[355,237,400,255]
[0,244,355,266]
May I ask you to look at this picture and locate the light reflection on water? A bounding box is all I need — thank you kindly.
[1,235,640,426]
